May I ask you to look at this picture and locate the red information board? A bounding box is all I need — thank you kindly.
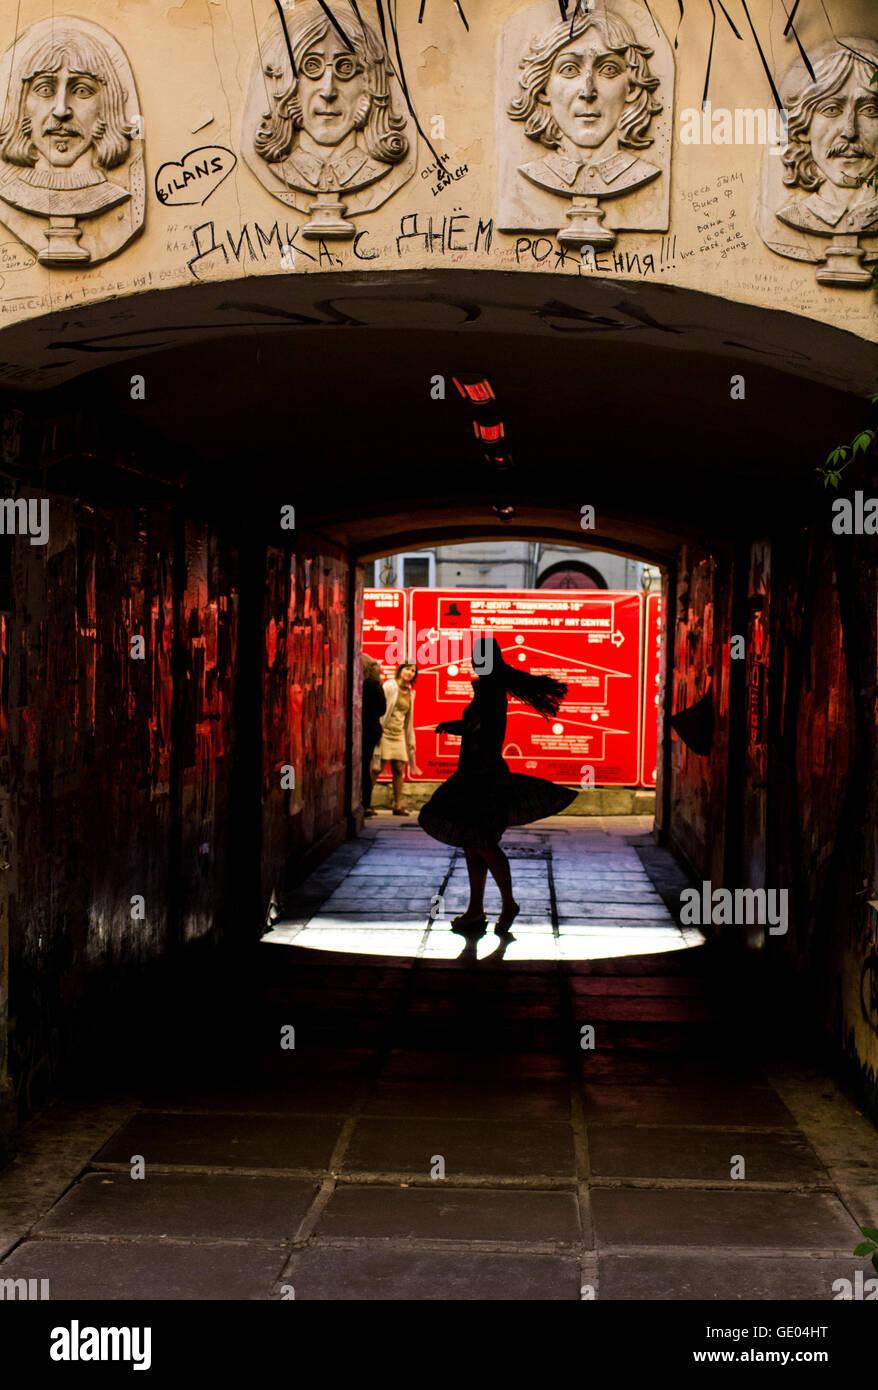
[363,588,407,680]
[640,592,662,788]
[407,589,644,785]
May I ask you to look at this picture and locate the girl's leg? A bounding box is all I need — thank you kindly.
[480,845,520,931]
[456,848,488,922]
[390,759,407,811]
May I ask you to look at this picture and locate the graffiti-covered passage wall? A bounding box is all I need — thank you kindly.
[261,539,351,912]
[768,513,878,1114]
[665,508,878,1118]
[667,545,733,890]
[3,475,246,1116]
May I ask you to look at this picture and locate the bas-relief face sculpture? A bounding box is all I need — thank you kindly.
[766,39,878,286]
[249,1,413,239]
[0,19,143,265]
[507,6,663,248]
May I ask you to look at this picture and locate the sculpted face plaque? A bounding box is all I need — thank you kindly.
[498,0,672,248]
[243,1,416,239]
[0,18,144,266]
[757,38,878,286]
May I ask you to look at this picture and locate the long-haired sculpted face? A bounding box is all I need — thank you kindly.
[255,6,408,167]
[508,10,661,152]
[0,31,132,170]
[782,48,878,192]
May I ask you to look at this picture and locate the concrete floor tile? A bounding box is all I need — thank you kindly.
[342,1116,576,1178]
[285,1245,580,1299]
[589,1126,828,1183]
[598,1252,870,1300]
[94,1113,344,1170]
[317,1184,581,1242]
[582,1084,796,1126]
[33,1171,318,1240]
[0,1238,288,1300]
[382,1050,566,1081]
[591,1188,863,1250]
[362,1079,570,1121]
[573,997,712,1022]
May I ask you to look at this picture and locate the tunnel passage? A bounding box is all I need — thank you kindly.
[0,268,876,1165]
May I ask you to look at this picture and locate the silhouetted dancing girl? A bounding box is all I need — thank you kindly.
[418,639,577,935]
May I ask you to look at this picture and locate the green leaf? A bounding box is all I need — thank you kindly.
[861,1226,878,1242]
[853,1241,875,1256]
[851,430,875,456]
[826,446,848,467]
[873,1251,878,1275]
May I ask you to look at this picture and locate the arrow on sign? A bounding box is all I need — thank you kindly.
[611,630,625,647]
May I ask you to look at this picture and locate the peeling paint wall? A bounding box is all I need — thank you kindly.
[8,492,180,1115]
[261,538,350,916]
[668,544,732,887]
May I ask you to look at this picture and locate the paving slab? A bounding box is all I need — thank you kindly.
[283,1245,581,1299]
[342,1117,577,1178]
[33,1171,318,1240]
[362,1079,570,1121]
[598,1252,871,1301]
[317,1184,581,1243]
[591,1188,863,1250]
[93,1113,344,1170]
[589,1126,829,1183]
[0,1238,288,1300]
[581,1084,796,1126]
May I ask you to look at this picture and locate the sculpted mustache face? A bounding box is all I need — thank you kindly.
[809,79,878,188]
[24,62,103,167]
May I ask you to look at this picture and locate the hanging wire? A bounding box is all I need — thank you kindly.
[702,0,742,108]
[739,0,784,110]
[451,0,469,34]
[271,0,297,79]
[383,0,444,167]
[314,0,355,50]
[779,0,814,79]
[818,0,878,69]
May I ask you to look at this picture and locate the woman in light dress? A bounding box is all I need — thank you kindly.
[372,661,422,815]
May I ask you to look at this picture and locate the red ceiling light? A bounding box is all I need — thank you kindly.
[485,454,514,469]
[453,375,495,404]
[473,421,505,442]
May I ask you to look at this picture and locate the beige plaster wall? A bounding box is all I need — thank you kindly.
[0,0,873,344]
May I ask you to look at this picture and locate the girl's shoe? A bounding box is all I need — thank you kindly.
[494,902,520,935]
[451,912,488,930]
[392,808,410,816]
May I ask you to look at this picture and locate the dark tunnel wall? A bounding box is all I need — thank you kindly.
[668,545,733,890]
[4,491,244,1121]
[0,460,353,1139]
[261,540,352,915]
[665,514,878,1120]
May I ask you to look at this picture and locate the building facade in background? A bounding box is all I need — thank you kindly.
[368,542,660,591]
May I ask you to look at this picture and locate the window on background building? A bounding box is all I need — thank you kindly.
[367,552,436,587]
[401,553,434,588]
[536,561,607,590]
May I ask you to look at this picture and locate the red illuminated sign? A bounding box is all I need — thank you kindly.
[640,592,662,788]
[363,588,407,681]
[408,589,644,785]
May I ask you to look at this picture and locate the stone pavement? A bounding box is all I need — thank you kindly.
[1,817,876,1301]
